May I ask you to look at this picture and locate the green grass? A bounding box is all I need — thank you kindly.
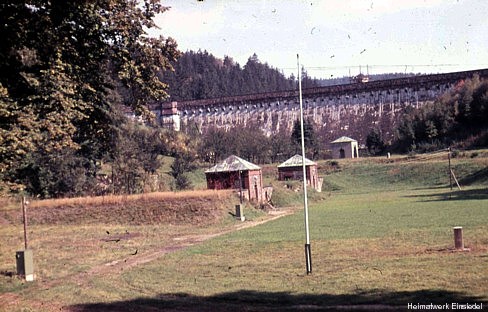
[121,157,487,307]
[1,155,487,311]
[109,183,486,308]
[111,185,486,307]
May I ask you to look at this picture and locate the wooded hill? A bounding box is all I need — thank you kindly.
[160,51,320,101]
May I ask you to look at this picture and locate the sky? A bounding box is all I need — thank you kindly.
[150,0,488,79]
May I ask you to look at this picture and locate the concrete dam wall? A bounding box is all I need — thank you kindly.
[154,68,488,144]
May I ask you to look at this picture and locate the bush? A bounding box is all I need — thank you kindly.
[175,174,192,190]
[329,160,339,167]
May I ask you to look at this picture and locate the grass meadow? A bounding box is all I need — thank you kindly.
[0,153,487,311]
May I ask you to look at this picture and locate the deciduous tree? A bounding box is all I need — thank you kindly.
[366,128,386,155]
[0,1,179,195]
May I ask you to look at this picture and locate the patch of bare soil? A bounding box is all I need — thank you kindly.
[0,214,9,225]
[0,292,67,312]
[422,243,487,254]
[100,231,142,242]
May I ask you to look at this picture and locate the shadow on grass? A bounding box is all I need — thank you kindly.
[70,289,486,311]
[406,188,488,201]
[458,167,488,186]
[0,270,15,277]
[410,168,488,194]
[411,185,450,191]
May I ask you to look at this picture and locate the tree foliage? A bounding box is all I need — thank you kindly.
[110,121,167,194]
[0,1,179,195]
[291,119,320,159]
[14,148,97,198]
[161,51,320,101]
[393,75,488,152]
[269,127,295,163]
[366,128,386,155]
[198,120,319,166]
[170,154,196,190]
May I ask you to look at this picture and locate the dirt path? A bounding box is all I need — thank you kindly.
[83,209,296,279]
[27,208,298,292]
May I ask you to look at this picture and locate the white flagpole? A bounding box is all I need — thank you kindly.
[297,54,312,274]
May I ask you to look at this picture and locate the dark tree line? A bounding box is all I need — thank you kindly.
[379,75,488,153]
[161,51,320,101]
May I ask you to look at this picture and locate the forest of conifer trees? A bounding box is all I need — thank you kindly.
[160,50,321,101]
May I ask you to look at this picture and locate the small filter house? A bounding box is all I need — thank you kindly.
[205,155,264,203]
[330,136,359,159]
[277,154,322,192]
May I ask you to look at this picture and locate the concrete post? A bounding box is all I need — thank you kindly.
[17,196,35,281]
[16,250,34,281]
[453,226,464,250]
[235,204,245,221]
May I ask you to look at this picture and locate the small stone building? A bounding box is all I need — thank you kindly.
[330,136,359,159]
[205,155,264,203]
[277,155,322,192]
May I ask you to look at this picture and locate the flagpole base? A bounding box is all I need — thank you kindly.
[305,243,312,275]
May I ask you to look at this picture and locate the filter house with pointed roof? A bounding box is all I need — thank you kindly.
[205,155,265,203]
[277,155,322,192]
[330,136,359,159]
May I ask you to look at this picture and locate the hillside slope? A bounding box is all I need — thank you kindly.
[1,190,235,226]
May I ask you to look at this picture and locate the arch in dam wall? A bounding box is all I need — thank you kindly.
[155,68,488,144]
